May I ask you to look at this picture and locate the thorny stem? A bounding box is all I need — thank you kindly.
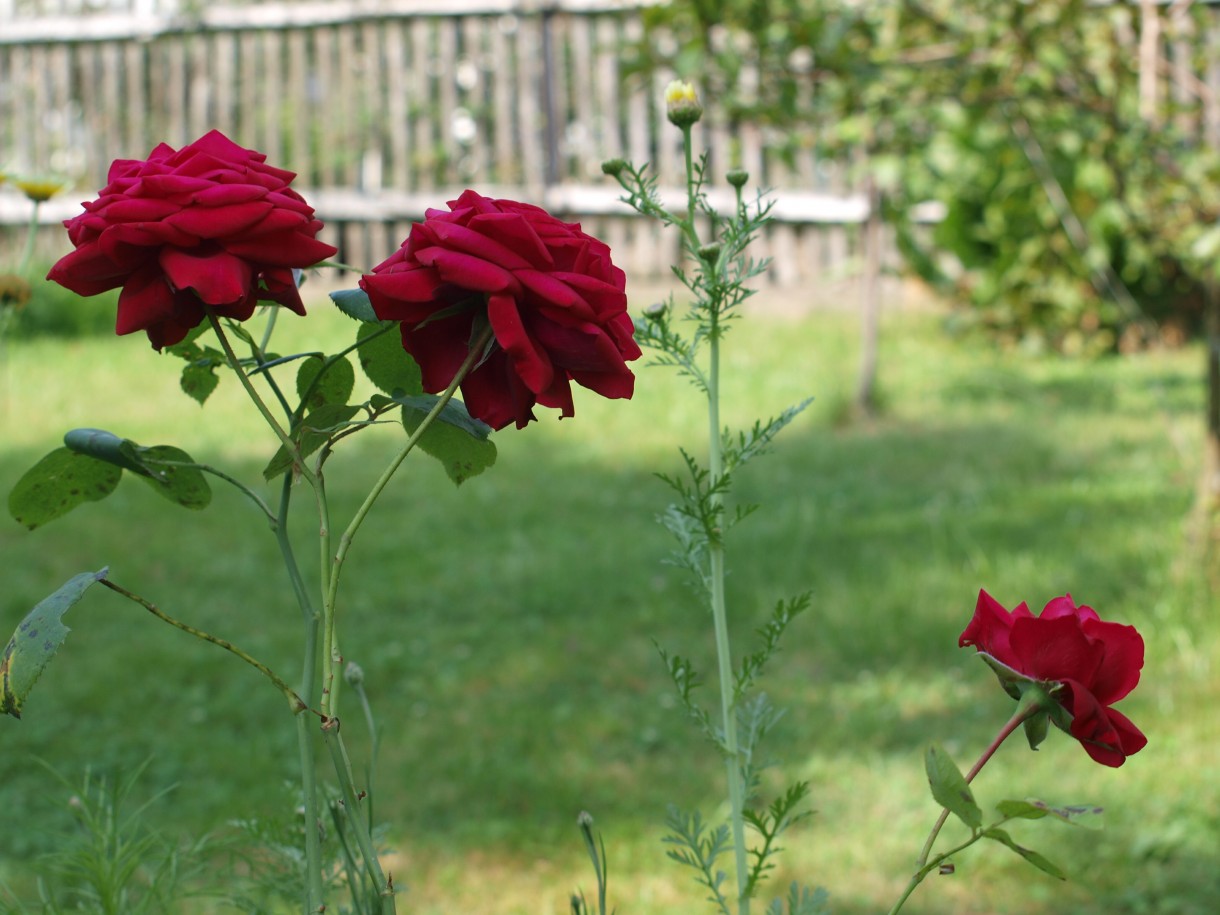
[212,311,330,909]
[207,313,306,474]
[275,473,327,913]
[320,323,494,718]
[99,578,311,715]
[323,721,397,914]
[888,700,1043,915]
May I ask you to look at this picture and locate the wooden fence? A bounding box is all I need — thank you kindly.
[0,0,874,289]
[6,0,1218,290]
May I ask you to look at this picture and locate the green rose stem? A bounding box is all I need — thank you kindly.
[320,322,495,719]
[97,577,311,714]
[276,471,327,913]
[677,120,749,915]
[887,697,1044,915]
[208,311,335,911]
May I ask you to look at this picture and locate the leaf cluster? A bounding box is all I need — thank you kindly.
[8,294,498,540]
[921,743,1104,885]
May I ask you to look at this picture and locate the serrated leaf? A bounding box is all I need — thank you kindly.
[356,322,423,397]
[982,827,1067,879]
[330,287,378,323]
[1,568,108,718]
[133,445,212,510]
[263,404,362,480]
[8,449,122,530]
[61,430,212,511]
[399,396,496,485]
[180,362,220,405]
[925,744,983,830]
[296,354,356,413]
[398,394,492,440]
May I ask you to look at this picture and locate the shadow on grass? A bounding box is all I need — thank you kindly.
[0,349,1211,913]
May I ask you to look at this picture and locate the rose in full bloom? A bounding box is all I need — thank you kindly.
[960,589,1147,767]
[360,190,641,430]
[47,130,337,349]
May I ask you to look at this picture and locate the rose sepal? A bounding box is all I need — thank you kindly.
[976,653,1073,750]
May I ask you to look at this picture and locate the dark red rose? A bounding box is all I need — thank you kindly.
[47,130,337,349]
[960,590,1147,767]
[360,190,641,430]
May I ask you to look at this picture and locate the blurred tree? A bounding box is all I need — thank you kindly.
[633,0,1220,501]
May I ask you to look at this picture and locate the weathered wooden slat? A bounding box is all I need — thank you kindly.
[1,0,658,43]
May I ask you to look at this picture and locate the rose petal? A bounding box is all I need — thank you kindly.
[415,247,518,293]
[1009,615,1104,685]
[1082,618,1144,704]
[159,248,253,305]
[488,293,554,393]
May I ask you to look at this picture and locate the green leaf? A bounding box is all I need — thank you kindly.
[982,827,1067,880]
[399,396,496,485]
[166,327,224,405]
[8,449,122,530]
[180,362,220,405]
[1,568,108,718]
[925,744,983,830]
[132,445,212,510]
[997,799,1104,830]
[330,287,378,323]
[356,322,423,397]
[296,354,356,413]
[263,403,362,480]
[61,430,212,511]
[1023,708,1051,750]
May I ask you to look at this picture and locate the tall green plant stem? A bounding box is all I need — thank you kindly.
[679,120,748,915]
[888,701,1040,915]
[320,323,494,718]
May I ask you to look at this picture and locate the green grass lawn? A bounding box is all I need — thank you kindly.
[0,292,1217,914]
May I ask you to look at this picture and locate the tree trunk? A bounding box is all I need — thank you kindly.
[1204,283,1220,509]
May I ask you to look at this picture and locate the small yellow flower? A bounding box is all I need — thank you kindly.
[15,177,68,203]
[664,80,703,127]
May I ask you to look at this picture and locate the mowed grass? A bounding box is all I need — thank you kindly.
[0,289,1217,914]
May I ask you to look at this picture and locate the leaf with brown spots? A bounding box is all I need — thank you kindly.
[1,568,107,718]
[7,448,122,530]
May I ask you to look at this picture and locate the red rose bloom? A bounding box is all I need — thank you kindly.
[360,190,641,430]
[47,129,337,349]
[960,590,1147,767]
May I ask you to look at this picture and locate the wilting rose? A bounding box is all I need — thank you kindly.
[960,590,1147,767]
[47,129,336,349]
[360,190,641,430]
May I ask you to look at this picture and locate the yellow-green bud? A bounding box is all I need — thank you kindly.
[601,158,628,178]
[643,301,668,321]
[726,169,749,189]
[664,80,703,127]
[698,242,721,264]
